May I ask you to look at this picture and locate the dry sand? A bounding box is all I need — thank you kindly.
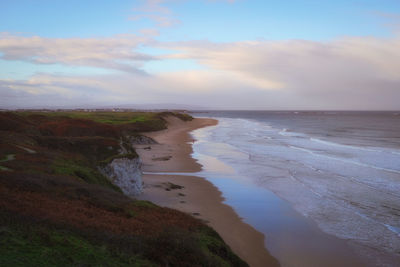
[136,116,279,267]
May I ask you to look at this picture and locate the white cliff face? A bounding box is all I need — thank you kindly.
[100,157,143,196]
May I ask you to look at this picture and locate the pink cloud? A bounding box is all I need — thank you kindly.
[0,33,154,73]
[1,32,400,110]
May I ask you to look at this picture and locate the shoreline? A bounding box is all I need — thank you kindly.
[136,116,279,267]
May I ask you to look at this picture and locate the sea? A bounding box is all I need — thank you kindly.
[190,111,400,267]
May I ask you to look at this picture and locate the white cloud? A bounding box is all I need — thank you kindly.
[0,33,153,73]
[130,0,180,28]
[129,0,236,28]
[1,31,400,109]
[155,36,400,109]
[139,28,160,37]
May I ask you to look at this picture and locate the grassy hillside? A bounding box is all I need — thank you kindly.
[0,111,247,267]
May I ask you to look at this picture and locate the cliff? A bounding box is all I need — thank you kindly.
[0,111,248,267]
[100,156,143,196]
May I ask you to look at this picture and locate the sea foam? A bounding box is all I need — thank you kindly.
[191,116,400,266]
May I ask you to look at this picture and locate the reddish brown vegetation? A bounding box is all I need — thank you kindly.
[39,118,119,138]
[36,136,120,162]
[0,184,201,236]
[0,112,34,132]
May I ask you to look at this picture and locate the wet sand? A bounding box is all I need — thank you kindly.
[136,116,279,267]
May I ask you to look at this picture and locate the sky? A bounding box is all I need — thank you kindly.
[1,0,400,110]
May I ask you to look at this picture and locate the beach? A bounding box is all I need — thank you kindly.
[136,116,279,267]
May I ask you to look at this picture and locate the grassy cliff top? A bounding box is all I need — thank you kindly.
[15,110,192,124]
[0,111,247,267]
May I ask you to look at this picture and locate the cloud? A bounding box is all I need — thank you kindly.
[0,33,154,74]
[0,68,283,109]
[155,35,400,109]
[373,11,400,33]
[129,0,236,28]
[1,31,400,110]
[139,28,160,37]
[130,0,180,28]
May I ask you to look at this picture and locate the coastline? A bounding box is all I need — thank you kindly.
[136,116,279,267]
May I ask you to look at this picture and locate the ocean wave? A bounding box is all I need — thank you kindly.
[288,145,400,174]
[191,116,400,265]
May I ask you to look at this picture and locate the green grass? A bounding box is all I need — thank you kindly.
[0,166,12,171]
[0,154,15,172]
[131,200,157,208]
[0,225,154,267]
[12,110,196,134]
[0,215,247,267]
[52,159,121,192]
[16,111,163,125]
[14,111,193,132]
[160,111,193,121]
[196,226,247,267]
[0,154,15,163]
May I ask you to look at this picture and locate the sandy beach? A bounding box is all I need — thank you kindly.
[136,116,279,267]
